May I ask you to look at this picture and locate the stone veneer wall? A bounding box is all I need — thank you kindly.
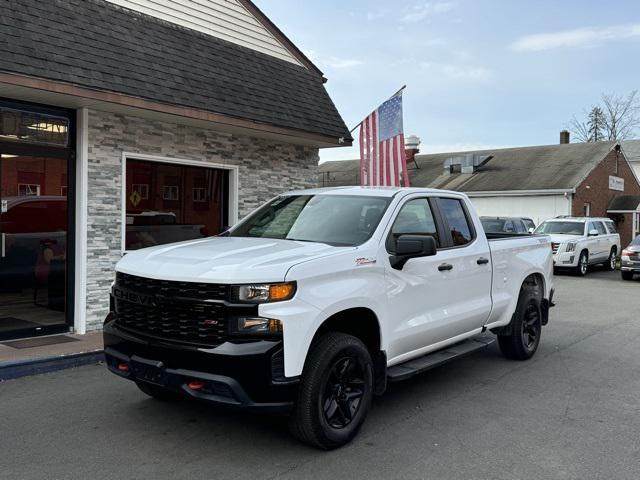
[85,109,319,330]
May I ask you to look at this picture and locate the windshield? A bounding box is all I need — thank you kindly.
[535,221,584,235]
[631,235,640,247]
[229,194,391,246]
[481,218,507,233]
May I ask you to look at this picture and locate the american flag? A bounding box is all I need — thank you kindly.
[359,91,410,187]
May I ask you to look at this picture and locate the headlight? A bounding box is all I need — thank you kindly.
[565,242,577,252]
[231,282,296,303]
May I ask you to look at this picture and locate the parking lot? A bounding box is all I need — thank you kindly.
[1,270,639,480]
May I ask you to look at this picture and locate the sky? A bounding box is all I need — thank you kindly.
[254,0,640,162]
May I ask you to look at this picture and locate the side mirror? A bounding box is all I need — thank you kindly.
[588,229,599,236]
[528,227,535,234]
[390,235,437,270]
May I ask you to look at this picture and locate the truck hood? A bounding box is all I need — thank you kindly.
[547,234,582,244]
[116,236,348,283]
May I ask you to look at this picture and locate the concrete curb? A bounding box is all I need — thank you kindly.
[0,350,105,381]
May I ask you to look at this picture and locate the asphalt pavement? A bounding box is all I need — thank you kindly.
[1,270,639,480]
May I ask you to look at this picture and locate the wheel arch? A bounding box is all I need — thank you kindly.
[310,307,387,395]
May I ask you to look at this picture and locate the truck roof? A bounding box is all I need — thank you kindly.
[283,186,461,198]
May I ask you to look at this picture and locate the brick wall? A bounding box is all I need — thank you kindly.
[572,148,640,245]
[85,109,319,330]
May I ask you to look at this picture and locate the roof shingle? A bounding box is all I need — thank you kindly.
[0,0,351,141]
[319,142,618,191]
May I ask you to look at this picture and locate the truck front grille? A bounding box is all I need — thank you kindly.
[113,273,229,347]
[551,242,560,254]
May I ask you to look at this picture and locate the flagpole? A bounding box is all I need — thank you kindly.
[348,85,406,134]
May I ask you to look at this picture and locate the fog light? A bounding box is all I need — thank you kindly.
[236,317,283,335]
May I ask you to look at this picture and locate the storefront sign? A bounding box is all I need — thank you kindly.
[609,176,624,192]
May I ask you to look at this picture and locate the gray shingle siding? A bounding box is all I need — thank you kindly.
[85,109,318,330]
[0,0,351,141]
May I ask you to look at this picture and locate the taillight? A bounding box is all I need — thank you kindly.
[622,249,631,256]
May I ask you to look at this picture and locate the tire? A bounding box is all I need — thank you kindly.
[575,251,589,276]
[605,248,617,271]
[136,381,181,401]
[621,271,635,281]
[497,289,542,361]
[289,332,374,450]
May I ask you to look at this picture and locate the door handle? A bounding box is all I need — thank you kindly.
[477,257,489,265]
[438,263,453,271]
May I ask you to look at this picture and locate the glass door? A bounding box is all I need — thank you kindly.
[0,151,70,340]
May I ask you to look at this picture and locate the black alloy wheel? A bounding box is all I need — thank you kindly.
[322,356,366,429]
[289,332,373,449]
[521,302,541,353]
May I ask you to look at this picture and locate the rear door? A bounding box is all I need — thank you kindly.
[433,196,493,332]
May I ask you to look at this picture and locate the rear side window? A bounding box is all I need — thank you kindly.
[514,220,527,233]
[438,198,474,246]
[605,221,617,234]
[595,221,607,235]
[388,198,439,250]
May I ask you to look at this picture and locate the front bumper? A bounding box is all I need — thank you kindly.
[621,259,640,272]
[553,251,577,267]
[103,319,298,413]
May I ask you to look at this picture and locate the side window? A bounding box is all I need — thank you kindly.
[605,221,617,234]
[504,220,515,232]
[388,198,439,251]
[513,220,526,233]
[595,221,607,235]
[438,198,474,246]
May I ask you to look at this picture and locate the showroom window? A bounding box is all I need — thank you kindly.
[125,159,228,250]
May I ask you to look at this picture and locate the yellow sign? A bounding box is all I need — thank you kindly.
[129,190,142,207]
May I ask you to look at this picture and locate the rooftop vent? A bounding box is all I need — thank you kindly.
[444,154,491,174]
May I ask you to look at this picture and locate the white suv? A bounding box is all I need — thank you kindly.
[534,217,620,276]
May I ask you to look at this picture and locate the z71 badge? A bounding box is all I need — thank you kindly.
[355,257,377,266]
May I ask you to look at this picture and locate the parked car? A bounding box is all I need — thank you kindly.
[480,216,536,234]
[104,187,554,449]
[534,216,620,276]
[621,235,640,280]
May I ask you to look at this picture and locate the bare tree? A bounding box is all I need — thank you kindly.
[601,90,640,140]
[568,90,640,142]
[568,114,590,143]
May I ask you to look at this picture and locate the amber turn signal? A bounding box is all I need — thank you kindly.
[269,283,296,302]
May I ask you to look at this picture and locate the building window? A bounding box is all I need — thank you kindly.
[125,159,229,251]
[583,203,591,216]
[193,187,207,202]
[162,185,179,201]
[132,183,149,199]
[18,183,40,196]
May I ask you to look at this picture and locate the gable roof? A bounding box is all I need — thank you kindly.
[319,141,618,191]
[0,0,351,143]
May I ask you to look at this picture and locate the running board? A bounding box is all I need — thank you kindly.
[387,336,495,382]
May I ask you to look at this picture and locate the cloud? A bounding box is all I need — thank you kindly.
[401,2,456,23]
[421,61,492,81]
[326,57,365,69]
[511,23,640,52]
[302,50,363,69]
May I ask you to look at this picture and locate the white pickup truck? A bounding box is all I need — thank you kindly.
[534,216,620,276]
[104,187,554,449]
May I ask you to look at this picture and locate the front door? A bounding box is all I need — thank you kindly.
[0,102,74,340]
